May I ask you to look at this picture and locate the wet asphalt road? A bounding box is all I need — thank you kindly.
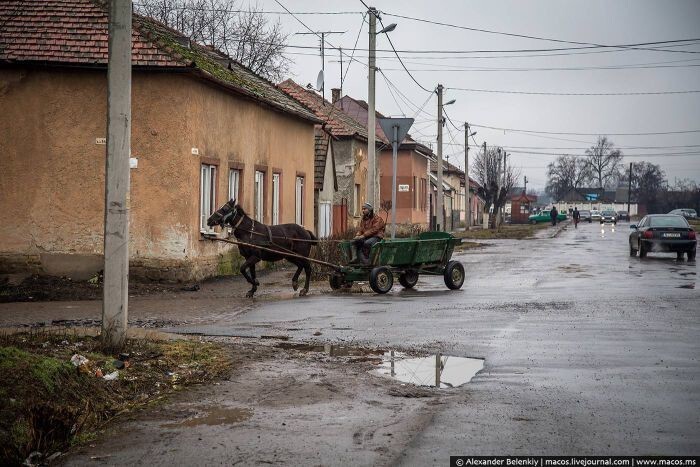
[165,221,700,457]
[4,221,699,462]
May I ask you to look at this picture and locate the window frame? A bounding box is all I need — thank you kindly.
[200,164,217,233]
[254,170,265,222]
[295,175,304,225]
[272,172,281,225]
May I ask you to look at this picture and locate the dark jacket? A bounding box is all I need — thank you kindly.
[357,214,386,239]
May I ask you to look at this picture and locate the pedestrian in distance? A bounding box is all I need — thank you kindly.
[352,203,386,265]
[573,207,580,228]
[551,206,558,226]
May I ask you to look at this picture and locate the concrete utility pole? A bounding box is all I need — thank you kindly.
[524,175,528,195]
[103,0,132,350]
[627,162,633,214]
[367,8,377,208]
[436,84,444,231]
[464,123,470,230]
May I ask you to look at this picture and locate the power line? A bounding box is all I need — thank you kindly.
[341,11,367,87]
[469,124,700,136]
[134,4,363,15]
[376,15,433,93]
[380,10,700,54]
[448,87,700,96]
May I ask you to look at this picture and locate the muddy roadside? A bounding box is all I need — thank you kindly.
[59,337,461,466]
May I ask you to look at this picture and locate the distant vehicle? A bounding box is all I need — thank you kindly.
[600,210,618,224]
[579,210,592,223]
[629,214,696,260]
[668,208,698,220]
[617,211,630,222]
[528,210,567,224]
[590,210,602,221]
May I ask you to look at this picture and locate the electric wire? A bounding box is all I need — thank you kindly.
[376,15,433,93]
[447,87,700,96]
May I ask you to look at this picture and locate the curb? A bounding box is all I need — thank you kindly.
[549,220,570,238]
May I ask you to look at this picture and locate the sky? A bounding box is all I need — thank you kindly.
[254,0,700,191]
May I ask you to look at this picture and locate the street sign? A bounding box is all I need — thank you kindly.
[378,118,414,145]
[378,117,414,239]
[398,184,409,192]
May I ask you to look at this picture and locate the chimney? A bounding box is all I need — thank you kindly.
[331,88,341,104]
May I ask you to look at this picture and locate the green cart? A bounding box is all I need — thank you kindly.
[328,232,465,294]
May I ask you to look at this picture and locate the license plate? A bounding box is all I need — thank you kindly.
[663,233,681,238]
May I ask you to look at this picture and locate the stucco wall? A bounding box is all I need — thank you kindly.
[0,67,315,281]
[332,138,368,228]
[379,149,428,226]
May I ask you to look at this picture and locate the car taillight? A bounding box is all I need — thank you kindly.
[690,231,697,240]
[643,230,653,239]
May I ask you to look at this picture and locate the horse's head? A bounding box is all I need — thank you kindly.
[207,199,240,228]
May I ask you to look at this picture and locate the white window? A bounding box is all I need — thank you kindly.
[254,170,264,222]
[272,173,280,225]
[295,176,304,225]
[200,164,217,232]
[228,169,240,202]
[318,201,332,238]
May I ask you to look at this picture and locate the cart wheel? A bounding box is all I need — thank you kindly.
[329,272,345,290]
[369,266,394,294]
[398,269,419,289]
[443,260,465,290]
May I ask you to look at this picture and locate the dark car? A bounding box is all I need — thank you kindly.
[617,210,630,222]
[579,210,592,223]
[629,214,697,260]
[600,210,617,224]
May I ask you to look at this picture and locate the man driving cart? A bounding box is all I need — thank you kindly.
[352,202,385,264]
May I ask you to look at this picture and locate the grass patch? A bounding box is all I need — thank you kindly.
[0,331,231,465]
[455,223,549,240]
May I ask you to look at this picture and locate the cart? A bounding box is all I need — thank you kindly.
[328,231,465,294]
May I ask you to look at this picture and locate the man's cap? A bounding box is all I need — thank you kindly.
[362,202,373,210]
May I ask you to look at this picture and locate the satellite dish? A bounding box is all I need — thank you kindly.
[316,70,324,92]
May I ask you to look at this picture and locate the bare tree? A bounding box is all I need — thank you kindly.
[135,0,290,82]
[585,136,623,189]
[545,155,590,201]
[473,147,520,228]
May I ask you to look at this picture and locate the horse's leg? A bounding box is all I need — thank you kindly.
[287,258,303,291]
[299,259,312,296]
[240,256,260,297]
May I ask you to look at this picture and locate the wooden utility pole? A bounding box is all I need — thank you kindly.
[464,122,470,230]
[436,84,444,231]
[103,0,132,349]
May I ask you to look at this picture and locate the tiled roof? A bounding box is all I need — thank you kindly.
[0,0,319,123]
[335,95,389,144]
[278,79,368,140]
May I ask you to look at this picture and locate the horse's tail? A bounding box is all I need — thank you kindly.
[306,230,319,245]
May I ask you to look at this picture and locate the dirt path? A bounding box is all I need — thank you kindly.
[61,338,454,466]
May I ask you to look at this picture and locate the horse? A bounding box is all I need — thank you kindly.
[207,199,318,297]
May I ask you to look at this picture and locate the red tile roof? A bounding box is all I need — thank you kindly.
[278,79,369,141]
[0,0,319,123]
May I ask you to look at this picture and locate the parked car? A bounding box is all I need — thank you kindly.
[590,210,602,221]
[617,211,630,222]
[579,210,592,223]
[528,210,567,224]
[629,214,696,260]
[668,208,698,220]
[600,210,618,224]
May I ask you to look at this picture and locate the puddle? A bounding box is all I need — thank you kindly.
[372,352,484,389]
[276,342,384,358]
[163,407,253,428]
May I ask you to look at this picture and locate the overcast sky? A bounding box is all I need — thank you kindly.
[257,0,700,190]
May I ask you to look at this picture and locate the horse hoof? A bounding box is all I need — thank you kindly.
[299,289,308,297]
[245,290,255,298]
[292,281,299,291]
[254,280,260,286]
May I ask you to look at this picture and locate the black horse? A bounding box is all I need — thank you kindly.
[207,199,318,297]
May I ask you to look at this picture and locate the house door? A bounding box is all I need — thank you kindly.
[318,201,331,238]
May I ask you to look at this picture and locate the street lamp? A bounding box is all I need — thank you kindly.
[436,87,455,231]
[367,9,396,208]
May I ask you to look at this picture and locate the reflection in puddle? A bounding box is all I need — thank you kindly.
[372,352,484,389]
[276,342,384,358]
[163,407,253,428]
[677,284,695,289]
